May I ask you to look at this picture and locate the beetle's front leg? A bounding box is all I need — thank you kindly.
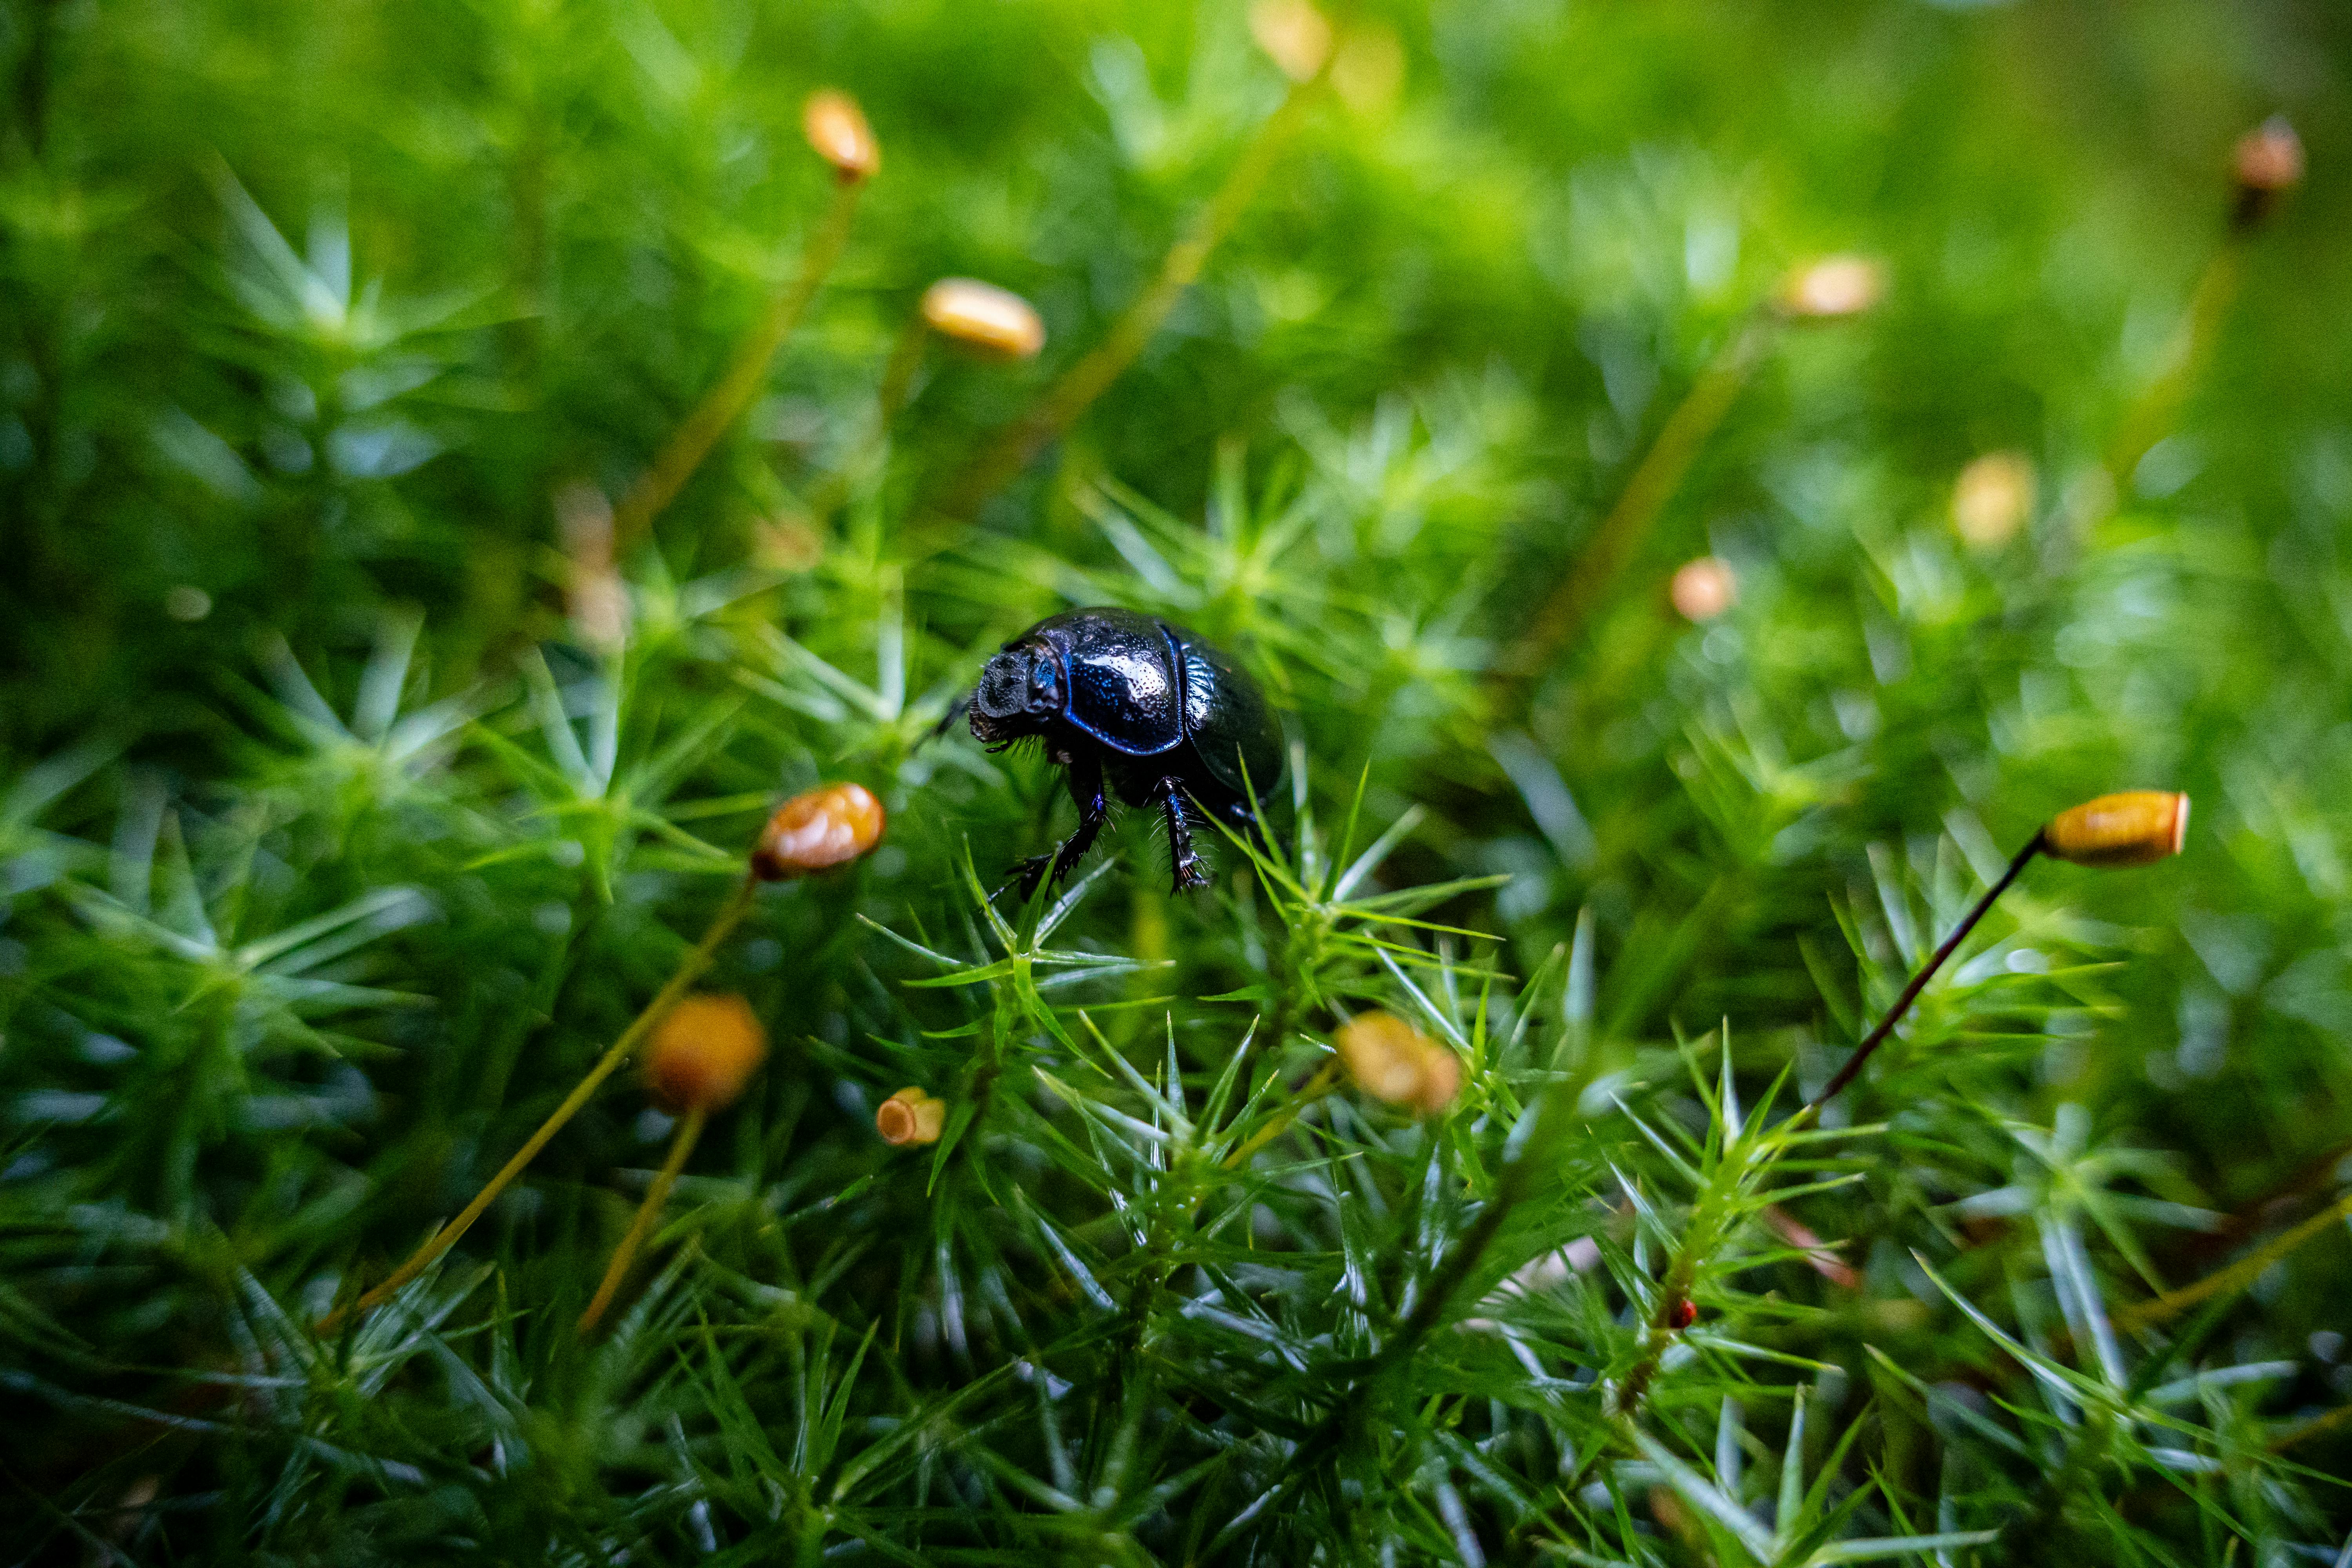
[1044,751,1109,894]
[1016,751,1109,900]
[927,692,973,745]
[1158,780,1210,893]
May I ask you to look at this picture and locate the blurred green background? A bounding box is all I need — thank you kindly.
[7,0,2352,1559]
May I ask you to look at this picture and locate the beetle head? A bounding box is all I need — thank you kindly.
[969,642,1063,744]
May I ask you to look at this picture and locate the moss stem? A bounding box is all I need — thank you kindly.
[2105,242,2245,488]
[1495,315,1768,696]
[610,181,864,557]
[577,1103,706,1334]
[2116,1183,2352,1332]
[801,311,931,530]
[1798,831,2042,1121]
[921,74,1325,533]
[321,872,759,1332]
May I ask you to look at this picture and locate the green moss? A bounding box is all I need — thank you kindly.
[4,0,2350,1559]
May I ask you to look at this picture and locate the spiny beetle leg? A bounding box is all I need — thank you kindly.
[926,693,973,746]
[1008,855,1053,902]
[1160,782,1209,893]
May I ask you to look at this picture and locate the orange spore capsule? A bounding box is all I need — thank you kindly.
[2042,791,2189,869]
[2230,117,2303,230]
[1333,1011,1461,1116]
[644,994,769,1114]
[2233,118,2303,194]
[1669,556,1737,622]
[753,782,885,881]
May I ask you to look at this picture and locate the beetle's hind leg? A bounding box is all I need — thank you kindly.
[1156,780,1211,893]
[1219,790,1281,863]
[1014,751,1109,900]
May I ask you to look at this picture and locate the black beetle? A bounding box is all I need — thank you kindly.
[963,608,1282,898]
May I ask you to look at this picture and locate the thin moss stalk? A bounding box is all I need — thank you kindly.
[321,872,759,1332]
[1495,316,1768,695]
[1797,832,2042,1120]
[920,72,1328,534]
[609,181,866,557]
[577,1103,705,1334]
[2104,244,2245,490]
[799,311,933,530]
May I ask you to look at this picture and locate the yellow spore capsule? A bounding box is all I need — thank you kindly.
[1775,255,1884,321]
[1405,1039,1462,1117]
[920,278,1047,360]
[802,89,881,183]
[1334,1012,1461,1116]
[644,994,769,1113]
[1951,452,2036,550]
[877,1086,946,1146]
[2042,791,2190,868]
[1248,0,1333,82]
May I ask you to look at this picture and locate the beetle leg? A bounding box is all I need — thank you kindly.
[1006,854,1052,900]
[1158,781,1210,893]
[926,692,973,745]
[1044,751,1109,893]
[1223,791,1282,863]
[1017,751,1109,900]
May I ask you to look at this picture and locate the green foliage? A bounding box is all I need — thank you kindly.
[6,0,2352,1561]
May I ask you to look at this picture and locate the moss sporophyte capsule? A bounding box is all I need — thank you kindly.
[1248,0,1333,82]
[876,1087,947,1146]
[2041,791,2189,868]
[645,995,769,1114]
[1669,557,1736,622]
[2230,117,2301,229]
[1775,256,1884,320]
[802,90,880,183]
[1333,1011,1461,1116]
[754,782,886,880]
[920,279,1046,360]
